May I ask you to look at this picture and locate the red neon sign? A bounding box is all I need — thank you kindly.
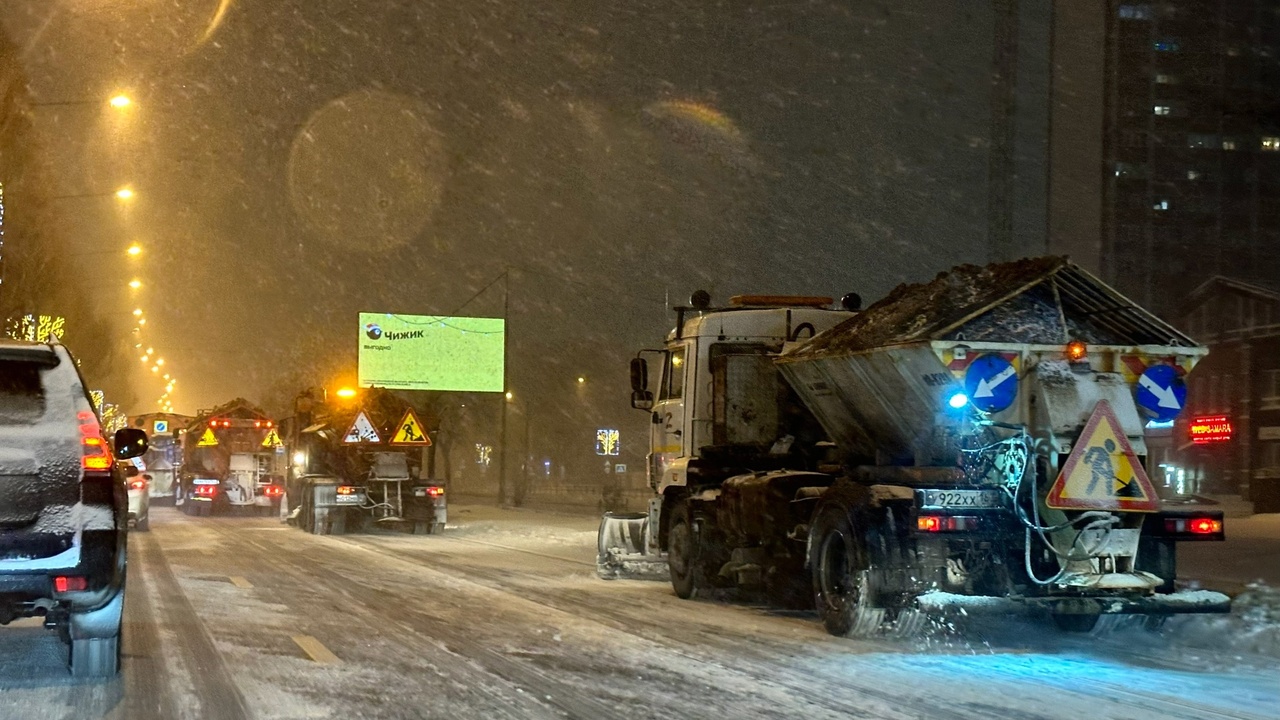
[1189,415,1233,444]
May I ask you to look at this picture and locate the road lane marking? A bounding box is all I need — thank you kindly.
[292,635,340,664]
[228,576,253,589]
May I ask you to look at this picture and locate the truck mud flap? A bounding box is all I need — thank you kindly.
[914,589,1231,617]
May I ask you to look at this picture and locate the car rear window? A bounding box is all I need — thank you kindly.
[0,360,46,425]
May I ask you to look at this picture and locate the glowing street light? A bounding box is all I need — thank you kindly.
[126,244,142,257]
[505,391,513,401]
[156,358,165,366]
[577,377,585,384]
[128,279,141,289]
[132,308,143,317]
[115,187,134,201]
[138,318,147,325]
[109,95,131,109]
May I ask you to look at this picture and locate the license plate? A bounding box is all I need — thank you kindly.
[918,489,1003,510]
[334,493,362,505]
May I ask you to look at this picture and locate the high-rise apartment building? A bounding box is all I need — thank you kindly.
[1102,1,1280,314]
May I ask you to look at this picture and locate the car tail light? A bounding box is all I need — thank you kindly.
[1165,516,1224,536]
[78,411,113,472]
[54,576,87,593]
[128,478,147,491]
[426,486,445,498]
[916,515,981,533]
[262,485,283,497]
[194,485,219,498]
[336,485,357,495]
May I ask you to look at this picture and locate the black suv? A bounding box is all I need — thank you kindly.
[0,339,147,677]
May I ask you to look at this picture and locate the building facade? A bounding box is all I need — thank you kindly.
[1176,276,1280,511]
[1103,1,1280,317]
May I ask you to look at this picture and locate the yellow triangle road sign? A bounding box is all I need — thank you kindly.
[262,428,283,448]
[197,428,219,447]
[342,410,382,444]
[390,409,432,446]
[1047,400,1159,512]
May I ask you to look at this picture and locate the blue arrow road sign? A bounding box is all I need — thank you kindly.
[963,354,1018,413]
[1135,364,1186,422]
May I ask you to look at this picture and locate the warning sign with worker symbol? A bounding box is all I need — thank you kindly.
[261,428,283,448]
[197,428,219,447]
[390,409,432,446]
[342,410,382,444]
[1046,400,1159,512]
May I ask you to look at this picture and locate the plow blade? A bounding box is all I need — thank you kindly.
[596,511,668,580]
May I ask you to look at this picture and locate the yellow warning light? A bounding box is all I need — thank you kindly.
[1066,340,1088,362]
[335,387,356,399]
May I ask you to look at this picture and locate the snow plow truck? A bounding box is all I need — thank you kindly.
[177,398,285,516]
[284,387,446,536]
[598,257,1230,635]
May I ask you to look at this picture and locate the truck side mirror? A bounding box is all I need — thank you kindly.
[629,357,649,392]
[113,428,149,460]
[631,390,654,411]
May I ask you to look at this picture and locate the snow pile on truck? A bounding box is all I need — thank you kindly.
[601,256,1232,638]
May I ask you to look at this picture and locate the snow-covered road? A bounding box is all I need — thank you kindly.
[0,505,1275,719]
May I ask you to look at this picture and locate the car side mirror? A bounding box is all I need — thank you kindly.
[113,428,149,460]
[629,357,648,393]
[631,390,654,411]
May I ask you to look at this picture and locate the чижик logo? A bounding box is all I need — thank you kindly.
[365,323,383,340]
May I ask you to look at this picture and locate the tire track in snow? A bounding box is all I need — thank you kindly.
[197,519,620,720]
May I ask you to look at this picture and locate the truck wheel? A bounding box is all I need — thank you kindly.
[667,499,704,599]
[811,503,884,637]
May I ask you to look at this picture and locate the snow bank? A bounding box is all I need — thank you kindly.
[1166,582,1280,660]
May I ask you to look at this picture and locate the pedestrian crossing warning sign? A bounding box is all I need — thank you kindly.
[197,428,219,447]
[1047,400,1159,512]
[342,410,382,444]
[262,428,283,448]
[390,409,431,446]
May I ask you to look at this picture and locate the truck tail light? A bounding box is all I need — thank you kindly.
[53,576,87,592]
[1165,516,1224,537]
[194,485,219,498]
[426,486,445,498]
[78,411,113,472]
[917,515,981,532]
[262,485,284,497]
[336,485,357,495]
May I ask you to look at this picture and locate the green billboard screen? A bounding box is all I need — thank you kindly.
[358,313,505,392]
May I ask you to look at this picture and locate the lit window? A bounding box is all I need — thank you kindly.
[1118,4,1151,19]
[1154,105,1171,115]
[1153,200,1169,211]
[1222,139,1238,150]
[1187,170,1202,180]
[1154,40,1180,52]
[1262,137,1280,151]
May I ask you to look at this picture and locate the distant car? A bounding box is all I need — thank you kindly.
[127,471,151,531]
[0,339,148,677]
